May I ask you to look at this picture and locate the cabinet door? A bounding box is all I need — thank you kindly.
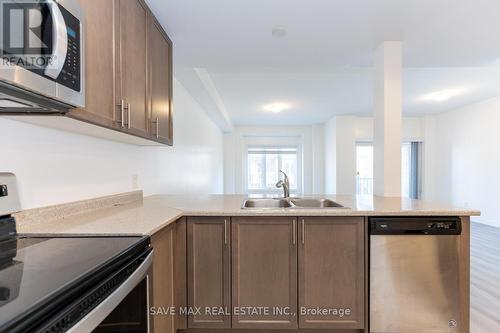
[298,217,365,329]
[151,223,175,333]
[69,0,118,128]
[116,0,149,136]
[149,17,173,145]
[232,217,298,329]
[174,218,187,331]
[187,217,231,328]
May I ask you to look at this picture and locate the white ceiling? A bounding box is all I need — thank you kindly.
[205,67,500,125]
[146,0,500,127]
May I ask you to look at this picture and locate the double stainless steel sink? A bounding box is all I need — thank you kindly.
[242,197,346,209]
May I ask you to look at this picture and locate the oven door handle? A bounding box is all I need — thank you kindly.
[44,0,68,79]
[66,250,154,333]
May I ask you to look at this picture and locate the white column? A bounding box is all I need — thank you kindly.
[373,41,402,197]
[311,124,325,195]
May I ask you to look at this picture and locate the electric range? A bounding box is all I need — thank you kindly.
[0,173,153,333]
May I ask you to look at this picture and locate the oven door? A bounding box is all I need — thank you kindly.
[0,0,84,108]
[67,251,154,333]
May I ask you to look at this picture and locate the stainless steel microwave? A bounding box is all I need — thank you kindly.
[0,0,84,113]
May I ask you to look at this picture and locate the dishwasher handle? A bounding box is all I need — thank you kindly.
[369,217,462,235]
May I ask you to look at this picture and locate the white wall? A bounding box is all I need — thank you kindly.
[324,116,424,194]
[0,78,224,210]
[423,96,500,227]
[224,125,324,195]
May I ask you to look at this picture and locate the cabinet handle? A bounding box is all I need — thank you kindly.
[152,117,159,138]
[118,100,125,128]
[301,219,305,244]
[127,103,131,129]
[224,219,227,244]
[293,219,296,245]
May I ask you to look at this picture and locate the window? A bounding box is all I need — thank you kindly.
[355,142,422,198]
[247,147,299,195]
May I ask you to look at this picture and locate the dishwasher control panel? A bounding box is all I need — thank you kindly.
[370,217,462,235]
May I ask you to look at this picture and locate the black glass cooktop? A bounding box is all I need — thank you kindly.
[0,236,147,330]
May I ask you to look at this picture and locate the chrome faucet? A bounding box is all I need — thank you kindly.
[276,170,290,198]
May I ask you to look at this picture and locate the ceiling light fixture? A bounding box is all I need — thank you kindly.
[272,26,287,38]
[264,103,290,113]
[422,88,466,102]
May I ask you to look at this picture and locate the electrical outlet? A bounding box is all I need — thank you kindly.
[132,174,139,189]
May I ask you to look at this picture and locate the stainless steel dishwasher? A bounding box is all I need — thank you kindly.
[369,217,462,333]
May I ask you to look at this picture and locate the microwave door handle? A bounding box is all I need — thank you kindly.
[44,0,68,79]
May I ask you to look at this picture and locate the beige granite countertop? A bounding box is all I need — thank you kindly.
[16,192,183,236]
[16,193,480,236]
[150,194,480,217]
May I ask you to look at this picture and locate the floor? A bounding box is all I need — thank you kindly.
[470,222,500,332]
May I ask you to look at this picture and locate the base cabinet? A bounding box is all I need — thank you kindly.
[187,217,231,328]
[151,218,187,333]
[151,222,176,333]
[182,216,366,332]
[231,217,298,329]
[298,217,365,329]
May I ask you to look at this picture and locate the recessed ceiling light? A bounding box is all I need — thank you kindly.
[264,103,290,113]
[422,88,466,102]
[272,26,287,38]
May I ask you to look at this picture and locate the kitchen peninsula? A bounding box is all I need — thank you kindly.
[15,192,479,333]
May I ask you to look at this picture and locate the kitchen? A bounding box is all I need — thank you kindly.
[0,0,499,333]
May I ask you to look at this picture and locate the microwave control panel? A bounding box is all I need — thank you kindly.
[57,4,81,92]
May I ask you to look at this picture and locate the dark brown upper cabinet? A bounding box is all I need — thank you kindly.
[115,0,149,137]
[187,217,231,329]
[231,217,298,330]
[298,217,365,330]
[69,0,118,129]
[149,16,173,145]
[69,0,173,145]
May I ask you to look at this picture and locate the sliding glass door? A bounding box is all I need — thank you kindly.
[355,142,422,198]
[356,143,374,195]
